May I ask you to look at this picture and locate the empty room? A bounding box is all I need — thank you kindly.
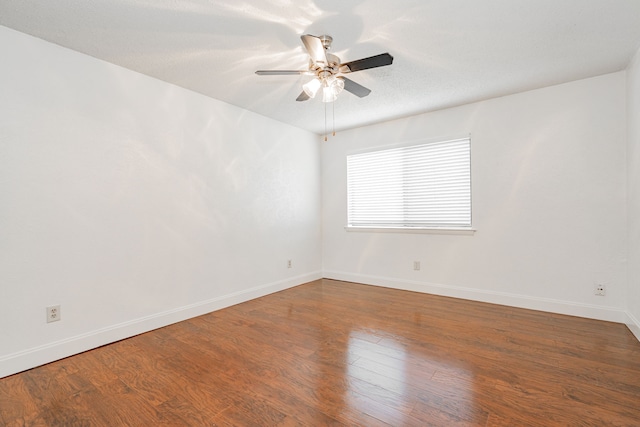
[1,0,640,425]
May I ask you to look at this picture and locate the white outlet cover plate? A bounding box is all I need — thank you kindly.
[47,305,61,323]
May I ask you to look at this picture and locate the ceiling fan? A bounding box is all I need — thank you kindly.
[255,34,393,103]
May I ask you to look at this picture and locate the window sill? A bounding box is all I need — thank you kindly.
[344,226,476,235]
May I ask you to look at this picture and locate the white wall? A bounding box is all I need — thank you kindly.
[323,73,628,322]
[627,48,640,340]
[0,26,322,378]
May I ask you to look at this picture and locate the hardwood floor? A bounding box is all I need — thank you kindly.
[2,279,640,426]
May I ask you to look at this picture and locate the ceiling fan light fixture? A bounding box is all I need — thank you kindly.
[303,78,322,98]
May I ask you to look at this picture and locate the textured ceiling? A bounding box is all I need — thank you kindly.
[2,0,640,135]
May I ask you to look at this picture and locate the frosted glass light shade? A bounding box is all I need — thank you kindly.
[303,78,322,98]
[322,86,337,102]
[333,77,345,95]
[322,76,344,102]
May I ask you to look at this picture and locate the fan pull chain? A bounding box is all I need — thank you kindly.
[332,101,336,137]
[324,102,328,141]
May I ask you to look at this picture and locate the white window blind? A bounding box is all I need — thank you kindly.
[347,138,471,229]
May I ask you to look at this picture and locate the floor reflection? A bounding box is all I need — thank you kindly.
[293,280,484,424]
[345,330,410,425]
[340,321,482,425]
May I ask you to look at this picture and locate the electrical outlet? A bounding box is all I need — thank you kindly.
[287,260,292,268]
[413,261,420,271]
[47,305,61,323]
[594,284,606,296]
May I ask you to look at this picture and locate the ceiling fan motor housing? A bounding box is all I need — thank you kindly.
[309,35,340,77]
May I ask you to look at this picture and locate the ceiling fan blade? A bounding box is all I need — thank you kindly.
[340,53,394,73]
[341,77,371,98]
[301,34,328,66]
[255,70,312,76]
[296,91,311,102]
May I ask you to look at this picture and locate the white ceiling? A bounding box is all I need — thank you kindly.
[2,0,640,135]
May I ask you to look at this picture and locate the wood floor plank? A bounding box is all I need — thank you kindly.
[2,279,640,426]
[0,375,42,426]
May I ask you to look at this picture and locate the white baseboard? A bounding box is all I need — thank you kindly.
[625,311,640,342]
[323,271,629,325]
[0,272,321,379]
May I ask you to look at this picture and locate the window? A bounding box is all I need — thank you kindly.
[346,137,471,230]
